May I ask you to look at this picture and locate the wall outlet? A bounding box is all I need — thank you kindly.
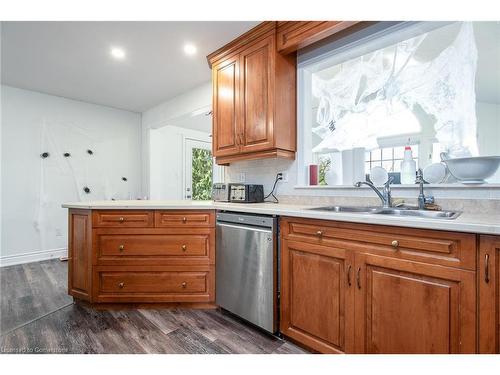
[55,228,63,237]
[279,171,289,183]
[238,172,246,182]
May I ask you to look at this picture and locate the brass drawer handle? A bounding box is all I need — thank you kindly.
[347,265,352,287]
[391,240,399,249]
[316,230,323,238]
[118,217,125,223]
[485,253,490,283]
[182,245,187,252]
[119,245,125,252]
[118,282,125,289]
[181,282,187,288]
[182,217,187,223]
[356,267,361,289]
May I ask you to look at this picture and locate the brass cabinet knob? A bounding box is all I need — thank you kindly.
[181,282,187,288]
[118,282,125,289]
[316,230,323,238]
[119,244,125,252]
[182,217,187,223]
[118,217,125,223]
[391,240,400,249]
[181,244,187,251]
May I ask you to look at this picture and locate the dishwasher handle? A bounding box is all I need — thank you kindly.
[216,221,273,234]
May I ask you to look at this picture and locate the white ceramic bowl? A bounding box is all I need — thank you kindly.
[442,156,500,184]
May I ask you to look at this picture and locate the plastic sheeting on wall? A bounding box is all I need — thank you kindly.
[34,120,131,251]
[312,22,479,157]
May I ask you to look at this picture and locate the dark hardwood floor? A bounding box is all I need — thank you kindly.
[0,260,307,354]
[1,259,73,335]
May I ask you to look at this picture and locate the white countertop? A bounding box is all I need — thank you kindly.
[62,200,500,235]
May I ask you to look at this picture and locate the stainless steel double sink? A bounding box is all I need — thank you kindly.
[308,205,461,219]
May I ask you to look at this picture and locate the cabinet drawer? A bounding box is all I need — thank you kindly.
[93,265,215,303]
[100,271,207,294]
[281,217,476,270]
[93,211,154,228]
[97,233,211,259]
[155,210,215,228]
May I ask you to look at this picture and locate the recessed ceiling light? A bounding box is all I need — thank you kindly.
[110,47,126,60]
[183,43,197,56]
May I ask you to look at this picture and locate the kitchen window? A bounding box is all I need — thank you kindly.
[297,21,500,186]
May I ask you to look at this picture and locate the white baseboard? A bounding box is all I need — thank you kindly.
[0,248,68,267]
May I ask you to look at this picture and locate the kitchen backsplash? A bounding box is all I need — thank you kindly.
[225,158,500,214]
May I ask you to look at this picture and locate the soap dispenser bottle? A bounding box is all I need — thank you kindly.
[400,145,417,184]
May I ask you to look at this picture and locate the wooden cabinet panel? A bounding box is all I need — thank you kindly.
[68,209,215,305]
[282,217,476,270]
[93,265,215,303]
[478,235,500,353]
[207,22,296,165]
[68,209,92,301]
[99,271,207,294]
[239,36,274,153]
[92,210,154,228]
[277,21,361,54]
[212,55,240,157]
[97,233,210,258]
[354,253,476,353]
[280,239,353,353]
[280,217,478,354]
[155,210,215,228]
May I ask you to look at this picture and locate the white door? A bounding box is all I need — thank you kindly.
[184,138,223,200]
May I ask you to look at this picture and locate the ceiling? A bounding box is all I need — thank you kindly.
[1,21,259,112]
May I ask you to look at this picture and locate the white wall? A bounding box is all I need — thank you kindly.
[1,85,142,266]
[149,125,211,200]
[142,82,212,197]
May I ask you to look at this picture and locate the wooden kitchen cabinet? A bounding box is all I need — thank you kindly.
[276,21,361,54]
[478,235,500,353]
[212,54,240,157]
[207,22,296,165]
[68,209,216,305]
[68,209,92,301]
[354,253,476,353]
[238,36,274,154]
[280,217,478,354]
[280,239,354,353]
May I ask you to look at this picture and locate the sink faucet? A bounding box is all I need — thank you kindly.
[354,176,394,208]
[416,168,434,210]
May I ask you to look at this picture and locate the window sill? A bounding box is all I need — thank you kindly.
[294,184,500,190]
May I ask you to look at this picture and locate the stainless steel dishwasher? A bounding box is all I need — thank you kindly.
[216,211,278,333]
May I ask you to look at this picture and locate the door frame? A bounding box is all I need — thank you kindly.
[183,136,224,200]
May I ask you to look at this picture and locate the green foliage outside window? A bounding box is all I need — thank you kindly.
[192,148,213,200]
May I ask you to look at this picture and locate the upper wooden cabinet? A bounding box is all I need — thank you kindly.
[212,55,240,158]
[207,22,296,165]
[276,21,361,54]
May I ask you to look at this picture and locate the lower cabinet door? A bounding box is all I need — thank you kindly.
[354,253,476,353]
[478,235,500,353]
[280,239,354,353]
